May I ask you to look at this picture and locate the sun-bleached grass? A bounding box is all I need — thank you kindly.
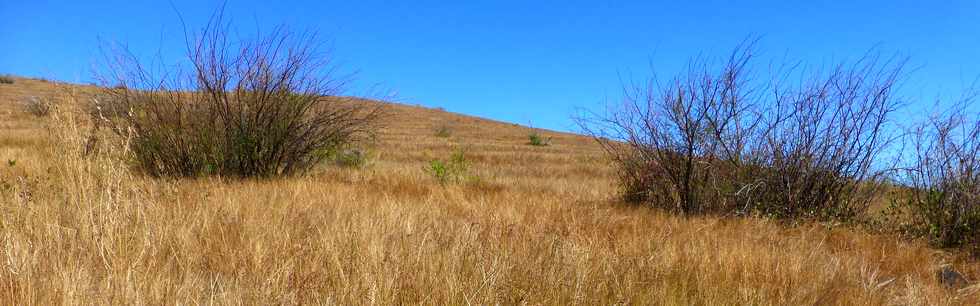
[1,81,979,304]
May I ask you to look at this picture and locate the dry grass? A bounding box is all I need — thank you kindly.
[1,79,979,304]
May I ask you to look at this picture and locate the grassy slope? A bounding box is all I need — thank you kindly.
[0,76,978,304]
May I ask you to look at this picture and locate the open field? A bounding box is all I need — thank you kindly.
[1,76,979,304]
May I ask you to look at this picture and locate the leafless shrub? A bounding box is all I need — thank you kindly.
[579,42,760,214]
[94,10,382,177]
[434,124,452,137]
[746,53,905,220]
[22,96,52,117]
[899,100,979,252]
[579,41,905,221]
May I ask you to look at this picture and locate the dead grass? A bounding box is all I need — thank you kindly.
[1,79,979,304]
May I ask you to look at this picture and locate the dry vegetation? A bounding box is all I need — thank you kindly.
[93,16,381,178]
[0,76,978,304]
[578,43,906,221]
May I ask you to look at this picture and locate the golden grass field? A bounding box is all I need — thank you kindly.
[1,76,979,304]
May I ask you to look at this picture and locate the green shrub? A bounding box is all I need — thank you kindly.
[0,75,13,84]
[527,131,552,146]
[329,147,370,168]
[427,147,470,184]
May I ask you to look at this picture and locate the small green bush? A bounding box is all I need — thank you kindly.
[0,75,14,84]
[330,147,370,168]
[427,147,470,184]
[527,131,551,146]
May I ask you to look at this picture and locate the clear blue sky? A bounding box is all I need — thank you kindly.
[1,1,978,132]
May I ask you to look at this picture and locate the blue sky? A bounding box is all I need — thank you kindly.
[1,1,978,132]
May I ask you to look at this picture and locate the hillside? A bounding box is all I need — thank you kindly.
[1,75,978,304]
